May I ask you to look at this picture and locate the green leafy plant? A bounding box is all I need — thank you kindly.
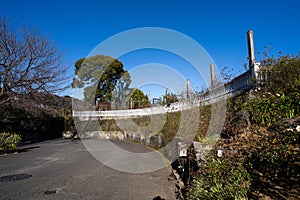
[187,158,251,200]
[0,132,22,151]
[246,53,300,127]
[246,83,299,127]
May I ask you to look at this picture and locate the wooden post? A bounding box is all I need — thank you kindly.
[247,30,255,68]
[210,64,215,89]
[186,79,190,99]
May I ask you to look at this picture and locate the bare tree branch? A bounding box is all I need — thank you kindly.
[0,17,70,103]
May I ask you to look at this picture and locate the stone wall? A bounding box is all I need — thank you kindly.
[80,131,164,149]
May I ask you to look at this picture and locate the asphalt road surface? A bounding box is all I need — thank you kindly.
[0,139,176,200]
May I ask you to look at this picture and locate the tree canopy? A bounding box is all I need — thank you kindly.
[130,88,149,109]
[73,55,132,106]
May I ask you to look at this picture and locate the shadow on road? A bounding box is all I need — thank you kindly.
[0,146,40,155]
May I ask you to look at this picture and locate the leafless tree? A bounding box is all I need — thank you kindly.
[0,17,69,104]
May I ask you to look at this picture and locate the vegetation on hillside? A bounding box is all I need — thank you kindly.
[0,17,72,147]
[0,93,73,143]
[187,53,300,199]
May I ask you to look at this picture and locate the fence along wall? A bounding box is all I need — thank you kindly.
[73,30,261,118]
[198,63,260,104]
[74,60,261,120]
[199,30,261,104]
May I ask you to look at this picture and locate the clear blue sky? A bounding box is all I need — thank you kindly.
[1,0,299,98]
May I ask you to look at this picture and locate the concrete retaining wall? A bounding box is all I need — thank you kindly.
[80,131,165,150]
[79,131,213,165]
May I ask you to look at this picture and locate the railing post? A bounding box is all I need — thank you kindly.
[247,30,255,68]
[186,79,190,99]
[147,94,151,107]
[130,97,133,109]
[210,64,215,89]
[165,88,169,104]
[247,30,261,83]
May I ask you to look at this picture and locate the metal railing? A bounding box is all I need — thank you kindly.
[74,67,258,119]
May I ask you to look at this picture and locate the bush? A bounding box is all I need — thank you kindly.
[259,54,300,94]
[246,53,300,127]
[246,88,299,126]
[0,132,22,151]
[187,158,251,200]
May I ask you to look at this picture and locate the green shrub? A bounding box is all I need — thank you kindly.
[246,53,300,127]
[259,54,300,94]
[0,132,22,151]
[246,89,299,126]
[187,158,251,200]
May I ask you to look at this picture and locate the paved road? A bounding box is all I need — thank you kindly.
[0,139,176,200]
